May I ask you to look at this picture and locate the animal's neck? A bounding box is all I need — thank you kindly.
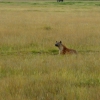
[59,44,69,54]
[62,44,69,50]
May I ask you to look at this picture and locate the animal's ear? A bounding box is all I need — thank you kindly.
[56,41,57,43]
[60,41,62,43]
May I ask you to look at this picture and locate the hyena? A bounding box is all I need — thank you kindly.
[55,41,77,55]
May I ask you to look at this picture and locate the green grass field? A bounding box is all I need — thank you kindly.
[0,1,100,100]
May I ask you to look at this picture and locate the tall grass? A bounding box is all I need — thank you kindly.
[0,2,100,100]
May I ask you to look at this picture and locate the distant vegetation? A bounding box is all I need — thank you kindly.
[0,1,100,6]
[1,0,100,2]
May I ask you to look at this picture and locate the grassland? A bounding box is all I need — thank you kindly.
[0,1,100,100]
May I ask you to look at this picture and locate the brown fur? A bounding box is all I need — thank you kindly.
[55,41,77,55]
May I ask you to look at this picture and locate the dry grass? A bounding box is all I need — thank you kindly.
[0,2,100,100]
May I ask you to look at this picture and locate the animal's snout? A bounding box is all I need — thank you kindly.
[55,44,58,46]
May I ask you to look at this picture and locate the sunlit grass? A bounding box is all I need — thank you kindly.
[0,2,100,100]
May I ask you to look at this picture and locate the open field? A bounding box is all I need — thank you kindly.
[0,1,100,100]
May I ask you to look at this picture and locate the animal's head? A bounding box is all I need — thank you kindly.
[55,41,62,47]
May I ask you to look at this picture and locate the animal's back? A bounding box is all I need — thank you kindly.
[62,47,77,54]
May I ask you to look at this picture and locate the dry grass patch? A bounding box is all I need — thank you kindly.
[0,54,100,100]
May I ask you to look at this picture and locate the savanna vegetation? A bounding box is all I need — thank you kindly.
[0,1,100,100]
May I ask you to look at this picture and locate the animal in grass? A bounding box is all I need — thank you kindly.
[55,41,77,55]
[57,0,63,2]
